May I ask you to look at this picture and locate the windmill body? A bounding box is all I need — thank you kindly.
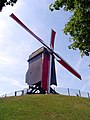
[10,13,82,94]
[26,47,57,93]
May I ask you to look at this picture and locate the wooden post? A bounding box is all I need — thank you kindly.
[15,91,17,96]
[87,92,89,98]
[5,94,7,97]
[22,90,24,95]
[67,88,70,96]
[79,90,81,97]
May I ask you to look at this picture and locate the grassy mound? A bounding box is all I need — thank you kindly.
[0,94,90,120]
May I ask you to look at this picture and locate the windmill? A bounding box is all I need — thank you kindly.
[10,13,82,94]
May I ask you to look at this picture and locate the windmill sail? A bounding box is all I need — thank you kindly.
[50,29,57,85]
[50,55,57,85]
[54,52,82,80]
[50,29,56,50]
[10,13,50,50]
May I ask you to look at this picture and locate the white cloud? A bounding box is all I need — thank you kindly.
[81,75,90,92]
[75,57,83,71]
[11,79,26,88]
[1,0,24,15]
[0,74,27,95]
[0,54,17,66]
[0,20,7,38]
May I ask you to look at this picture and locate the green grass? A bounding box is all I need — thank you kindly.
[0,94,90,120]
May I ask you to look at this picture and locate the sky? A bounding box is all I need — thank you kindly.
[0,0,90,96]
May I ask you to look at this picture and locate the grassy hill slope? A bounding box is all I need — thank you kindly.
[0,94,90,120]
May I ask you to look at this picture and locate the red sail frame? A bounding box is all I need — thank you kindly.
[10,13,82,80]
[50,29,56,50]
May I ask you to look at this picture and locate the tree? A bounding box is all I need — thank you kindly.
[0,0,18,12]
[49,0,90,57]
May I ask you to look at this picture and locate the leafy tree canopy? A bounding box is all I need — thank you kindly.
[0,0,18,12]
[49,0,90,57]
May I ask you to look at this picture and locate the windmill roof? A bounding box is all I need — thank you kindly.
[28,47,45,62]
